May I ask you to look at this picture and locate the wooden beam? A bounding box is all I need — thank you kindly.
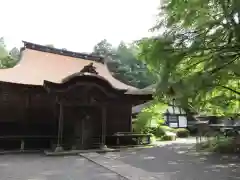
[55,103,64,152]
[101,105,107,148]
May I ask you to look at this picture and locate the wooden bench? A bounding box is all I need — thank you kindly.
[111,132,151,145]
[0,136,56,151]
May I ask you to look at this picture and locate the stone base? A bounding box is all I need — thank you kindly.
[100,144,108,150]
[54,146,64,152]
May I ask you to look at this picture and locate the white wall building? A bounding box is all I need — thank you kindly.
[132,102,188,128]
[163,106,187,128]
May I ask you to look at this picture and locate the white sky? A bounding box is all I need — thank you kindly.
[0,0,159,52]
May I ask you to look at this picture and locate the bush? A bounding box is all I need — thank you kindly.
[199,136,238,153]
[214,138,235,153]
[161,133,176,141]
[155,125,176,137]
[142,127,157,135]
[140,126,177,142]
[175,128,190,138]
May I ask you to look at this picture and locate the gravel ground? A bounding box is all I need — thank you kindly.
[0,154,123,180]
[112,142,240,180]
[0,140,239,180]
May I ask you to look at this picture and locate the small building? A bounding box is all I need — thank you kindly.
[163,105,187,128]
[0,42,152,151]
[132,102,188,128]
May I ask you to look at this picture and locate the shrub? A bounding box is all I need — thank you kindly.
[142,127,157,135]
[132,102,168,133]
[213,137,236,153]
[155,125,176,137]
[175,128,190,138]
[161,133,176,141]
[155,127,165,137]
[199,136,238,153]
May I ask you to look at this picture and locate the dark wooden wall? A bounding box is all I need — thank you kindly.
[0,85,58,137]
[0,83,133,149]
[106,103,132,135]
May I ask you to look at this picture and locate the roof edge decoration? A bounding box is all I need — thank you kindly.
[22,41,104,63]
[43,75,127,94]
[61,63,98,83]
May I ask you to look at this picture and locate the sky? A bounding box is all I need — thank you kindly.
[0,0,159,52]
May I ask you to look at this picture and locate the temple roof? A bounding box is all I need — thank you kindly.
[0,42,138,91]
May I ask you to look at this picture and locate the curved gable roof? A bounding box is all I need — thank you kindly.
[0,42,137,91]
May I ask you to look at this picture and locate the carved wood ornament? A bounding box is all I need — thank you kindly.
[80,63,98,75]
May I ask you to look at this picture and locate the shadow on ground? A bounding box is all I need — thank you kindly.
[104,141,240,180]
[0,154,124,180]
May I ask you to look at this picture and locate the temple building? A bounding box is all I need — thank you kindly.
[0,42,152,151]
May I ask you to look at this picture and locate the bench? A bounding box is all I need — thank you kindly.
[111,132,152,145]
[0,136,56,151]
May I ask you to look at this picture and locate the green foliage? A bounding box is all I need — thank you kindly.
[141,127,157,135]
[156,125,176,137]
[92,40,156,88]
[0,56,18,68]
[137,0,240,116]
[140,125,176,139]
[0,38,19,68]
[133,102,168,132]
[0,38,9,59]
[161,134,176,141]
[9,47,20,60]
[93,39,113,56]
[175,128,190,138]
[200,136,239,153]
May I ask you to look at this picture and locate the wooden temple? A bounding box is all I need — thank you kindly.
[0,42,152,151]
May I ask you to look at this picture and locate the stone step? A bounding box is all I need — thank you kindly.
[45,148,119,156]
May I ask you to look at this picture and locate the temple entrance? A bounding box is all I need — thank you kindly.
[44,76,112,151]
[63,105,102,150]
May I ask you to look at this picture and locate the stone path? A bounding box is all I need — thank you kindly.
[0,154,123,180]
[81,152,171,180]
[81,141,240,180]
[0,141,239,180]
[115,143,240,180]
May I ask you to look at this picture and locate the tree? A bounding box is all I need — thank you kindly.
[92,40,156,88]
[0,37,5,47]
[137,0,240,116]
[133,101,167,132]
[0,56,18,68]
[114,42,156,88]
[93,39,113,56]
[0,37,19,68]
[0,37,8,59]
[9,47,20,60]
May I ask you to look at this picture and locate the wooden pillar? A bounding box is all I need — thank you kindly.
[100,105,107,149]
[81,117,84,147]
[55,102,64,152]
[21,91,31,151]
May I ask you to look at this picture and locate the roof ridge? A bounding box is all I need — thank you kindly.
[22,41,104,63]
